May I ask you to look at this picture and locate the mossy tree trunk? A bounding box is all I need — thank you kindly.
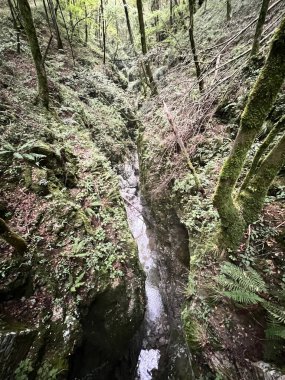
[240,115,285,192]
[18,0,49,108]
[213,17,285,250]
[250,0,270,57]
[238,133,285,224]
[188,0,204,93]
[136,0,158,95]
[0,218,27,254]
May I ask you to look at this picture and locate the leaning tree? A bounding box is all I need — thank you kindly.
[213,16,285,250]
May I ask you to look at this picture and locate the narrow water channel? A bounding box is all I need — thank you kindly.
[120,154,193,380]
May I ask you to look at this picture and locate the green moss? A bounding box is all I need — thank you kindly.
[213,17,285,250]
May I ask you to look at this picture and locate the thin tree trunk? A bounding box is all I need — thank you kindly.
[250,0,270,57]
[47,0,63,49]
[67,0,74,30]
[122,0,134,47]
[11,1,24,29]
[43,0,53,34]
[43,34,53,62]
[226,0,232,21]
[7,0,18,29]
[58,0,75,65]
[16,30,21,53]
[188,0,204,93]
[170,0,173,26]
[0,218,27,254]
[136,0,157,94]
[151,0,159,41]
[213,16,285,250]
[8,0,21,53]
[84,3,88,46]
[103,18,106,63]
[18,0,49,108]
[100,0,106,63]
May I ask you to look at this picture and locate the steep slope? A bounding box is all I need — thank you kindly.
[0,3,145,379]
[135,0,285,378]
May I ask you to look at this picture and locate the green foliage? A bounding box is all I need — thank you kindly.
[220,262,267,293]
[215,262,267,304]
[14,359,33,380]
[182,307,209,350]
[70,271,85,292]
[0,141,46,164]
[266,322,285,340]
[263,302,285,324]
[222,290,262,304]
[37,360,65,380]
[216,262,285,354]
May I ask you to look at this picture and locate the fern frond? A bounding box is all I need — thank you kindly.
[266,324,285,340]
[220,262,267,293]
[215,275,240,291]
[221,262,245,282]
[263,302,285,324]
[246,267,267,293]
[223,290,262,304]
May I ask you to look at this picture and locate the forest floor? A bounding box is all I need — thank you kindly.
[0,2,145,378]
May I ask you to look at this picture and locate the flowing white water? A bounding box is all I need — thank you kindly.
[120,159,168,380]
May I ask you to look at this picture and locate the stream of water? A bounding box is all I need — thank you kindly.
[120,155,193,380]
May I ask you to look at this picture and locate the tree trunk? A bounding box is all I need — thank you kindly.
[151,0,159,41]
[170,0,173,26]
[8,0,18,29]
[18,0,49,108]
[250,0,270,57]
[122,0,134,47]
[240,115,285,192]
[100,0,106,63]
[43,0,53,34]
[239,132,285,224]
[57,0,75,64]
[226,0,232,21]
[213,16,285,250]
[84,3,88,46]
[8,0,21,53]
[67,0,74,30]
[136,0,157,95]
[47,0,63,49]
[0,218,27,254]
[188,0,204,93]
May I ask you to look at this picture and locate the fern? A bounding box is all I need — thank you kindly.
[220,262,267,293]
[223,290,262,304]
[220,262,245,283]
[215,274,240,291]
[246,267,267,293]
[266,323,285,340]
[263,302,285,324]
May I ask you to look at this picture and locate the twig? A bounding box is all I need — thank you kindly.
[42,34,53,63]
[163,101,202,189]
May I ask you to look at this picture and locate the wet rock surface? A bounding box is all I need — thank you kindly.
[120,155,193,380]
